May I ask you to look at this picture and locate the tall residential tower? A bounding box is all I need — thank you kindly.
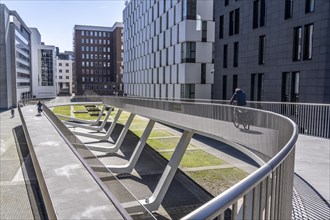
[123,0,215,99]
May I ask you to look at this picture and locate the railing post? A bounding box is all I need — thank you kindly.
[107,119,155,173]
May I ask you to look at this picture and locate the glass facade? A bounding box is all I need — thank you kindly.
[39,49,54,86]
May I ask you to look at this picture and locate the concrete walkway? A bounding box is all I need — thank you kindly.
[294,134,330,203]
[0,109,35,219]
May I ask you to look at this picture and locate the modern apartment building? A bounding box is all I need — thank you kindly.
[73,23,123,95]
[123,0,215,99]
[0,4,31,109]
[55,52,74,95]
[30,28,56,98]
[213,0,330,103]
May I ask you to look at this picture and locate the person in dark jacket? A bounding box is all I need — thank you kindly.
[230,88,247,106]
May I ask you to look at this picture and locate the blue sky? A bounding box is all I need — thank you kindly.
[1,0,125,52]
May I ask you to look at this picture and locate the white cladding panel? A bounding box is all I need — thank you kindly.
[196,42,212,63]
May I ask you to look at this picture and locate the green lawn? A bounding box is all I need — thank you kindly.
[160,150,226,167]
[186,168,248,196]
[132,129,174,138]
[53,106,71,116]
[73,105,86,111]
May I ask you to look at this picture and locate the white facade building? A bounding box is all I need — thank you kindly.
[30,28,56,98]
[55,58,73,95]
[123,0,215,99]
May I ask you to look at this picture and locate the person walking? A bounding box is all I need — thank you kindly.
[37,101,43,115]
[11,108,15,118]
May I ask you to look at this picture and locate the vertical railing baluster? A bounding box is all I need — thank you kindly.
[264,176,270,219]
[232,202,237,220]
[259,180,264,219]
[243,194,248,220]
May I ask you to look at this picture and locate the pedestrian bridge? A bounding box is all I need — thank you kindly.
[18,96,298,219]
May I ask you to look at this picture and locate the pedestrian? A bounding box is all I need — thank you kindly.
[11,108,15,118]
[37,101,43,114]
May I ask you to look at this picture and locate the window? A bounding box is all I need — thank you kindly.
[81,38,85,43]
[222,75,227,100]
[66,70,69,73]
[253,0,265,28]
[305,0,315,13]
[65,63,69,66]
[253,0,259,29]
[281,72,300,102]
[201,64,206,84]
[86,39,89,44]
[234,9,240,34]
[259,35,265,64]
[219,15,224,39]
[181,42,196,63]
[232,75,238,94]
[303,24,313,60]
[59,63,62,66]
[225,0,229,6]
[292,26,302,61]
[250,73,264,101]
[229,11,234,36]
[233,42,239,67]
[82,46,84,51]
[260,0,265,27]
[183,0,197,20]
[91,39,93,44]
[181,84,195,98]
[59,76,62,79]
[223,44,228,68]
[81,30,84,36]
[82,61,85,66]
[59,69,62,73]
[82,54,85,59]
[202,21,207,42]
[285,0,293,19]
[66,76,69,79]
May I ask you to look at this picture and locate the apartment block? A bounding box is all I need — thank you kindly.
[123,0,215,99]
[73,23,123,95]
[56,52,73,95]
[30,27,56,98]
[213,0,330,103]
[0,4,31,109]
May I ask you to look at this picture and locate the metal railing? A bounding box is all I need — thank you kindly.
[67,96,298,220]
[246,101,330,138]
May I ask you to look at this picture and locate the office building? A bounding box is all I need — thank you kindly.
[123,0,215,99]
[0,4,31,109]
[55,51,74,95]
[30,28,56,98]
[73,23,123,95]
[213,0,330,103]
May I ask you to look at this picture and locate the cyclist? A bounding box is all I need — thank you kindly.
[230,88,249,130]
[230,88,247,106]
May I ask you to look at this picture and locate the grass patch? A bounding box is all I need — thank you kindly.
[132,129,174,138]
[53,106,71,116]
[186,168,248,196]
[146,137,195,151]
[160,150,225,168]
[73,105,86,111]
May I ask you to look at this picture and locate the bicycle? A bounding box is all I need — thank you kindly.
[232,107,250,130]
